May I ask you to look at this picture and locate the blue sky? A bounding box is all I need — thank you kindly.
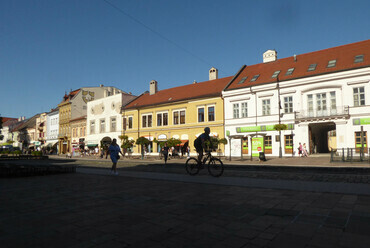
[1,0,369,119]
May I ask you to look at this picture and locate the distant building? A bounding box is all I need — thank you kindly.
[85,92,137,152]
[46,108,59,153]
[57,85,130,154]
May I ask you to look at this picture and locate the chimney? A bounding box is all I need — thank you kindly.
[149,80,158,95]
[209,67,218,80]
[263,50,277,63]
[193,80,197,84]
[100,84,104,87]
[294,54,297,62]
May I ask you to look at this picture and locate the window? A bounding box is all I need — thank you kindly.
[100,119,105,133]
[173,111,179,125]
[233,103,239,119]
[198,107,205,122]
[285,134,293,153]
[173,110,185,125]
[355,131,368,153]
[271,71,280,78]
[142,114,152,128]
[353,87,365,106]
[241,102,248,118]
[284,96,293,113]
[90,121,95,134]
[157,112,168,126]
[250,75,259,82]
[180,110,185,124]
[264,136,272,154]
[327,60,336,68]
[308,63,317,71]
[238,77,247,84]
[307,94,314,116]
[262,99,271,116]
[286,68,295,75]
[128,117,133,129]
[316,93,327,116]
[354,55,364,63]
[208,106,215,122]
[110,117,116,132]
[330,91,337,114]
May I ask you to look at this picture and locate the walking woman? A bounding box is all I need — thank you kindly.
[106,138,123,175]
[162,143,169,165]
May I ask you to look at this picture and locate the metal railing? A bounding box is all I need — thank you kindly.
[330,148,370,163]
[295,106,349,120]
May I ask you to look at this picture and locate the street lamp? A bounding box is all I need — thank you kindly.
[277,81,283,158]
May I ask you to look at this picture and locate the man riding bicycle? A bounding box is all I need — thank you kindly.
[194,127,212,165]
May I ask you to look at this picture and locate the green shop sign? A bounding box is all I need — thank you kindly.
[236,124,294,133]
[353,118,370,125]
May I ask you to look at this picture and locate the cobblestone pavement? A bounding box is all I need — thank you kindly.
[1,172,370,248]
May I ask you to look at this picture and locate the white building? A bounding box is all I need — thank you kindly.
[86,92,136,150]
[223,40,370,158]
[46,108,59,153]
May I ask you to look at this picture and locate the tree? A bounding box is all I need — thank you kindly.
[136,136,149,159]
[218,138,228,150]
[119,135,134,157]
[166,138,181,148]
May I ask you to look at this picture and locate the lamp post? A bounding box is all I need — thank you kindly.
[277,81,282,158]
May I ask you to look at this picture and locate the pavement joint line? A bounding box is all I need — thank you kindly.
[77,167,370,196]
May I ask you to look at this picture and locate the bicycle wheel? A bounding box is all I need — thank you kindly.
[208,158,224,177]
[185,158,200,175]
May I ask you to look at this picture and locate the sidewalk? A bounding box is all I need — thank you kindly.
[48,153,370,168]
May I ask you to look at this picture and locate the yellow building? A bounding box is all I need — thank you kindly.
[58,90,79,154]
[122,68,232,156]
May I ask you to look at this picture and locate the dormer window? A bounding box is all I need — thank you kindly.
[327,60,336,68]
[271,71,280,78]
[237,77,248,84]
[308,64,317,72]
[250,75,260,82]
[286,68,295,75]
[354,55,364,63]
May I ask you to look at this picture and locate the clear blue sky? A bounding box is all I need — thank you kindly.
[1,0,369,119]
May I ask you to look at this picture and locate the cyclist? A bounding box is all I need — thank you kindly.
[194,127,212,165]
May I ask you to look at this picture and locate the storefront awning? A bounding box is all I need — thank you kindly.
[179,140,189,146]
[87,144,98,147]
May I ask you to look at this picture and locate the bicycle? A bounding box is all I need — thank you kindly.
[185,151,224,177]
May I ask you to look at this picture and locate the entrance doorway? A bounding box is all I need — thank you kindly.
[309,122,336,154]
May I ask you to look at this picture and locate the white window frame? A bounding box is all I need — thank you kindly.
[241,102,248,118]
[198,107,205,123]
[353,87,365,106]
[90,120,95,134]
[142,114,152,128]
[100,119,106,133]
[233,103,239,119]
[156,111,168,127]
[262,99,271,116]
[284,96,293,114]
[110,117,116,132]
[207,105,215,122]
[173,109,186,125]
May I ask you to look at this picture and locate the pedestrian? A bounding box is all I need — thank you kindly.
[106,139,123,175]
[186,146,190,158]
[302,143,309,157]
[298,142,303,157]
[162,143,169,165]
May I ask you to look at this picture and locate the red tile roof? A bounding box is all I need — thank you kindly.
[1,117,17,124]
[60,89,80,104]
[225,39,370,91]
[124,76,233,109]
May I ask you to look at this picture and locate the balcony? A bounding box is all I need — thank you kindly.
[295,106,350,123]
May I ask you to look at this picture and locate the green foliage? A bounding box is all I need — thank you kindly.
[136,136,149,145]
[13,150,21,155]
[119,135,135,149]
[273,124,288,131]
[166,138,181,148]
[218,138,228,145]
[31,151,43,156]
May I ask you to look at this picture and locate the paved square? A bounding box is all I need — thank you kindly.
[1,172,370,247]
